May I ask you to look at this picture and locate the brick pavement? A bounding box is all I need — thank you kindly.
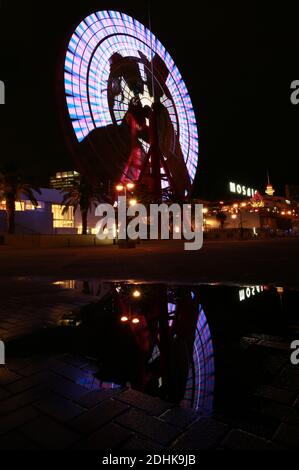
[0,341,298,450]
[1,278,299,449]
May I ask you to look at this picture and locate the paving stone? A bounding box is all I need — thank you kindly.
[115,388,172,416]
[262,353,289,376]
[0,368,22,386]
[254,385,295,405]
[0,431,39,450]
[20,415,80,449]
[0,387,11,401]
[48,359,90,382]
[0,387,42,416]
[18,358,51,376]
[221,429,274,450]
[71,399,129,433]
[272,366,299,392]
[273,423,299,448]
[115,408,179,446]
[5,371,51,394]
[159,407,199,428]
[45,372,88,400]
[34,392,85,422]
[76,388,122,408]
[0,405,39,434]
[76,423,132,450]
[172,418,228,450]
[59,354,90,369]
[214,411,278,439]
[48,359,100,390]
[258,398,299,425]
[291,395,299,409]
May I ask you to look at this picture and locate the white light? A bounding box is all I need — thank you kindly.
[132,289,141,298]
[129,199,137,206]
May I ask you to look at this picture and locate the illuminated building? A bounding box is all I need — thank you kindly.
[201,194,299,232]
[0,187,99,234]
[50,170,80,190]
[265,171,275,196]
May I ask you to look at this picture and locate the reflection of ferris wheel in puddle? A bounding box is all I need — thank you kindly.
[65,10,199,198]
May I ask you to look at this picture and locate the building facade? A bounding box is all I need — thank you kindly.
[0,188,99,235]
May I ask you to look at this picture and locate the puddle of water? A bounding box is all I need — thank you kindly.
[8,280,299,419]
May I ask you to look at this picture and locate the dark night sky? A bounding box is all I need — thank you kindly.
[0,1,299,199]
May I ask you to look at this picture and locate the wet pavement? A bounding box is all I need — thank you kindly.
[1,279,299,449]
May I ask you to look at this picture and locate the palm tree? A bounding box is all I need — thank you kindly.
[0,168,40,234]
[62,176,105,235]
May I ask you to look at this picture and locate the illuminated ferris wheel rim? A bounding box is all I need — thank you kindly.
[64,10,199,183]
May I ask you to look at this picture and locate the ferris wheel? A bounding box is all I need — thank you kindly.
[64,10,199,198]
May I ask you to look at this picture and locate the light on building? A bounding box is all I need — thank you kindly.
[120,316,129,322]
[129,199,137,206]
[116,184,124,192]
[126,182,135,190]
[132,289,141,298]
[265,183,275,196]
[131,317,140,324]
[231,214,237,219]
[203,208,208,214]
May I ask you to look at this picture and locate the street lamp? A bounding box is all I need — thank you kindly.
[115,182,137,246]
[129,199,137,207]
[132,289,141,298]
[116,184,124,192]
[115,182,135,197]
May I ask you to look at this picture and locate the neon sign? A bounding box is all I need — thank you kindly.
[239,285,264,302]
[229,182,257,197]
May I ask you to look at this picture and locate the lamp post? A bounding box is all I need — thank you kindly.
[115,182,136,246]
